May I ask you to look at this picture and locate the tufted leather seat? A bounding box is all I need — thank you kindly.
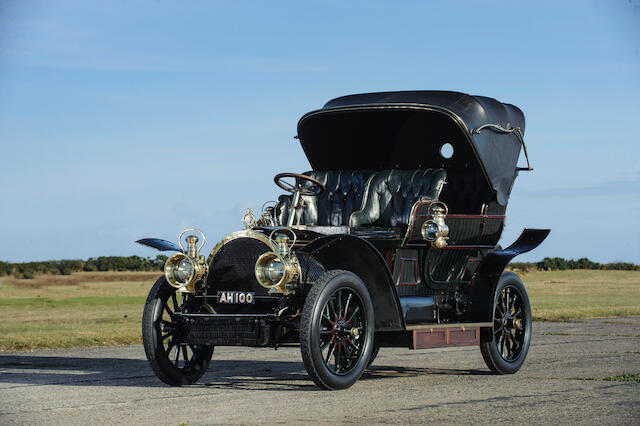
[275,170,374,227]
[350,169,446,228]
[274,169,446,231]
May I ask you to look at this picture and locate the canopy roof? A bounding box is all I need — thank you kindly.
[297,91,527,206]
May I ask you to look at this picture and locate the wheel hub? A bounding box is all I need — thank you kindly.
[500,316,522,331]
[331,317,353,343]
[316,285,367,377]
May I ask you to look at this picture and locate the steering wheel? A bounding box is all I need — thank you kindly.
[274,173,325,196]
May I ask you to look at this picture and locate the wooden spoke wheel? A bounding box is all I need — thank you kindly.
[480,272,532,374]
[300,270,374,390]
[142,277,213,386]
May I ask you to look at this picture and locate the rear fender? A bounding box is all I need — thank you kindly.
[300,234,404,331]
[467,228,550,322]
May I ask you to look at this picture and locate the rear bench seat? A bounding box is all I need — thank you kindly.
[274,169,446,234]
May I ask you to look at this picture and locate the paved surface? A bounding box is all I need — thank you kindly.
[1,317,639,425]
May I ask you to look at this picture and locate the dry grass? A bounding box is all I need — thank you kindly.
[0,272,159,351]
[0,269,638,351]
[1,271,160,288]
[523,270,640,321]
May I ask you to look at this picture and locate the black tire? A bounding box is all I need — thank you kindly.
[367,345,380,368]
[142,277,214,386]
[300,270,375,390]
[480,272,532,374]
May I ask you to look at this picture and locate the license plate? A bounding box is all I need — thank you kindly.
[217,291,255,304]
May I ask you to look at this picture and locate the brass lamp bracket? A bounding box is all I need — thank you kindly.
[178,228,206,254]
[269,228,297,256]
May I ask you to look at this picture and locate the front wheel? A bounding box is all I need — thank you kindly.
[480,272,532,374]
[367,345,380,368]
[300,270,375,390]
[142,277,214,385]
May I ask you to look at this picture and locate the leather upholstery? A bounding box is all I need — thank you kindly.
[275,169,446,230]
[350,169,446,228]
[275,170,373,226]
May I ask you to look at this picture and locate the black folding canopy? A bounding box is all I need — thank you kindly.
[296,91,527,206]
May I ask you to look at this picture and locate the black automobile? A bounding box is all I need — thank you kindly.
[137,91,549,390]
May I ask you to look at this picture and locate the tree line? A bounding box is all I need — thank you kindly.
[509,257,639,272]
[0,255,637,279]
[0,255,169,279]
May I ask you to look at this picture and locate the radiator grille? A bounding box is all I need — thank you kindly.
[206,237,279,314]
[186,317,270,347]
[207,237,271,293]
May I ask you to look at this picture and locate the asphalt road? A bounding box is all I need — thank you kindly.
[1,317,639,425]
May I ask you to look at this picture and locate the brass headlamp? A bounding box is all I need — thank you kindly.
[164,229,208,292]
[421,202,449,248]
[254,229,300,295]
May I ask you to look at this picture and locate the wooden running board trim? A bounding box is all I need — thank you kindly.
[410,323,491,350]
[405,322,492,330]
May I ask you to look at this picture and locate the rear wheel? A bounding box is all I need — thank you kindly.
[142,277,214,385]
[480,272,532,374]
[300,270,374,390]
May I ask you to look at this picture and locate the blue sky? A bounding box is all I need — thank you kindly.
[1,0,639,263]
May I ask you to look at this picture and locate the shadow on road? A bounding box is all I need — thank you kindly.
[0,354,490,390]
[364,365,492,379]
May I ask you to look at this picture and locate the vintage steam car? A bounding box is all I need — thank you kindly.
[137,91,549,390]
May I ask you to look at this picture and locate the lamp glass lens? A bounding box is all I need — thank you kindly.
[175,258,194,283]
[424,221,439,241]
[265,258,285,284]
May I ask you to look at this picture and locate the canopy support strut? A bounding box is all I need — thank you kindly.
[471,124,533,171]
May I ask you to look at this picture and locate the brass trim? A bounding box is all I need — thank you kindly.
[255,252,287,289]
[242,207,258,229]
[254,251,301,295]
[289,225,349,235]
[257,201,277,227]
[423,202,449,248]
[164,252,207,293]
[269,228,297,253]
[401,199,435,246]
[207,229,303,296]
[207,230,277,263]
[178,228,206,253]
[401,172,447,246]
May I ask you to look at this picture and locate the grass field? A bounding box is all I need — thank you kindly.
[0,269,638,352]
[0,272,156,352]
[521,270,640,321]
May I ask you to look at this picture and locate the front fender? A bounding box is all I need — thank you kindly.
[300,234,404,331]
[466,228,550,322]
[136,238,182,252]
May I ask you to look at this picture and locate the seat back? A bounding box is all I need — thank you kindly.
[350,169,446,228]
[275,170,374,226]
[274,168,446,229]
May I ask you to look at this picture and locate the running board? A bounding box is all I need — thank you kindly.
[407,322,491,350]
